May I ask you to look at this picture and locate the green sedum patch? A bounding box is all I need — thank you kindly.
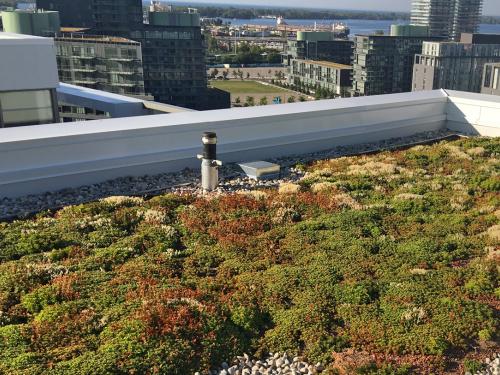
[0,138,498,374]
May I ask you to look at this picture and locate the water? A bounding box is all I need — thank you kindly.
[12,4,500,35]
[16,3,35,10]
[221,18,500,36]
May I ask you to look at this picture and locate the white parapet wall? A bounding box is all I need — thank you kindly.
[445,90,500,137]
[0,32,59,92]
[1,89,495,198]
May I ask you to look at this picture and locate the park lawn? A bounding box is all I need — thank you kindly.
[209,79,287,94]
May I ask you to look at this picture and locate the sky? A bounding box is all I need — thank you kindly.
[170,0,500,16]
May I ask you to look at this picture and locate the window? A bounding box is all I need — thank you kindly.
[0,90,55,127]
[105,47,118,58]
[72,46,82,56]
[484,65,492,88]
[493,68,500,90]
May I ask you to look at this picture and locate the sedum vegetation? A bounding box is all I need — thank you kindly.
[0,138,499,374]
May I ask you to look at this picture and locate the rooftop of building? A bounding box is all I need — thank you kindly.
[60,27,91,33]
[0,132,498,374]
[55,32,141,44]
[421,33,500,46]
[355,33,444,40]
[58,83,145,105]
[297,60,353,70]
[0,8,58,14]
[0,31,51,42]
[56,83,192,117]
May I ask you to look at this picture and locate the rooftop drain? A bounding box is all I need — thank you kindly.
[238,161,281,180]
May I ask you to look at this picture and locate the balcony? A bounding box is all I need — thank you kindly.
[0,89,498,198]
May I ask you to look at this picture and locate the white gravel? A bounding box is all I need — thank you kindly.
[470,354,500,375]
[0,130,457,220]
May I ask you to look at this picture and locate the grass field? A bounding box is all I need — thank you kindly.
[209,79,307,106]
[209,80,287,94]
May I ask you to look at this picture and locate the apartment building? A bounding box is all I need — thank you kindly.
[412,34,500,93]
[285,31,353,66]
[55,33,147,98]
[410,0,483,40]
[288,59,352,97]
[352,32,442,96]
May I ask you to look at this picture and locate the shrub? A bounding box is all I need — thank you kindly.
[478,328,493,342]
[21,285,59,314]
[464,359,484,373]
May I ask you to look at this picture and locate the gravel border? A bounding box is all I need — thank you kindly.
[470,353,500,375]
[0,130,460,221]
[201,352,324,375]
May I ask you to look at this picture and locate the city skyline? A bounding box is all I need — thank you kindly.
[168,0,500,16]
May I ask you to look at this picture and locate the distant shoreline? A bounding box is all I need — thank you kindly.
[150,1,500,21]
[10,1,500,23]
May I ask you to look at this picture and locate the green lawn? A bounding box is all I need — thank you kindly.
[210,79,287,94]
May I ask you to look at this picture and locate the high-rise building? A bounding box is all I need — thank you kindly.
[412,34,500,93]
[36,0,227,110]
[131,8,209,110]
[481,62,500,96]
[410,0,483,40]
[55,33,147,99]
[352,32,442,96]
[390,25,430,38]
[36,0,143,36]
[0,32,60,127]
[284,31,353,66]
[451,0,483,41]
[36,0,95,30]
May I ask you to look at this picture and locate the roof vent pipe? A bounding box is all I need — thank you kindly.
[197,132,222,192]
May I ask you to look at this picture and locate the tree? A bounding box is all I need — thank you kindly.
[210,68,219,79]
[235,52,254,65]
[221,55,234,64]
[274,71,285,81]
[245,96,255,106]
[207,35,219,52]
[238,42,251,53]
[299,96,306,102]
[235,97,241,104]
[315,86,324,100]
[222,70,229,80]
[246,72,251,80]
[232,70,238,79]
[287,96,296,103]
[238,70,244,80]
[259,97,268,106]
[267,52,282,64]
